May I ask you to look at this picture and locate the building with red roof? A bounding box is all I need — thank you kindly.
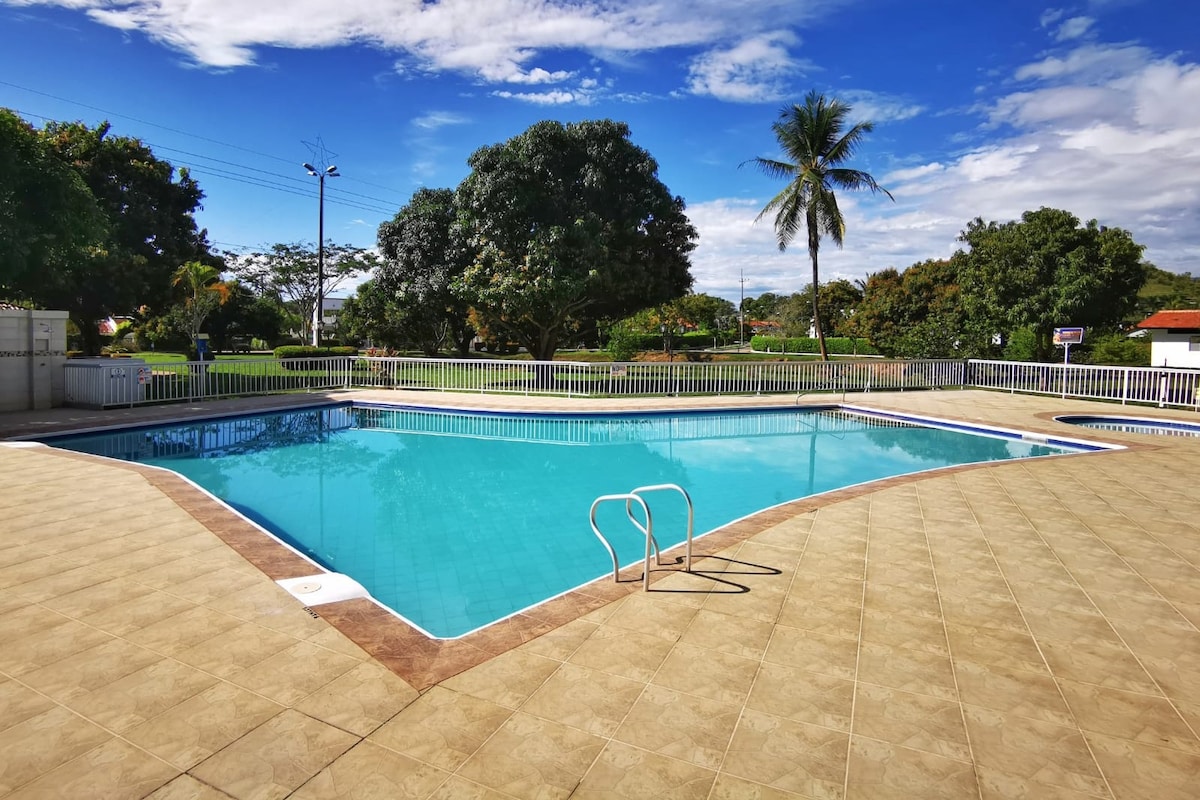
[1136,309,1200,368]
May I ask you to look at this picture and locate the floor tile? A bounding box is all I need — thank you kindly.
[145,773,237,799]
[572,740,716,800]
[441,648,560,709]
[856,642,957,701]
[520,662,646,737]
[745,662,854,731]
[723,708,849,798]
[1086,732,1200,800]
[852,683,971,761]
[1057,679,1200,754]
[228,640,361,706]
[652,642,759,706]
[568,625,675,683]
[289,740,450,800]
[294,661,419,737]
[369,686,512,771]
[0,705,112,795]
[190,709,358,800]
[124,681,285,770]
[4,738,177,800]
[613,684,740,769]
[456,711,606,800]
[845,736,979,800]
[764,626,859,681]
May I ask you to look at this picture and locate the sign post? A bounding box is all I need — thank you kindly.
[1053,327,1084,399]
[1053,327,1084,364]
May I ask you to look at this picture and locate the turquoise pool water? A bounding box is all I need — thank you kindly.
[1056,415,1200,437]
[49,403,1090,637]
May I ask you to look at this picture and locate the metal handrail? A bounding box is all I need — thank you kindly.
[590,493,657,590]
[588,482,694,591]
[629,483,694,573]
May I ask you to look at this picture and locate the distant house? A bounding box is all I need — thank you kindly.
[1136,309,1200,369]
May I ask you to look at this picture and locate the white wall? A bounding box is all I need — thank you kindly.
[0,309,69,411]
[1149,331,1200,369]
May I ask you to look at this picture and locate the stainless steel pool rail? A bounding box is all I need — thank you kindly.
[589,483,694,591]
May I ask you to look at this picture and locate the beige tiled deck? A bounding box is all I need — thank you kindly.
[2,389,1200,798]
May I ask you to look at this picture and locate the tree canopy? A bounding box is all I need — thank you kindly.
[1,114,211,352]
[374,188,474,356]
[956,208,1146,360]
[0,109,106,294]
[747,91,892,360]
[453,119,697,361]
[228,241,377,344]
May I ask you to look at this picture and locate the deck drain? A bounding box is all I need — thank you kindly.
[292,581,322,594]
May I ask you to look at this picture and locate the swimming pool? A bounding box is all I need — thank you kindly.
[47,403,1096,637]
[1056,415,1200,437]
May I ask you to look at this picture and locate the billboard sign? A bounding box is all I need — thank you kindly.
[1053,327,1084,346]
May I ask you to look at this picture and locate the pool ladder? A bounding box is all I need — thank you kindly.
[589,483,694,591]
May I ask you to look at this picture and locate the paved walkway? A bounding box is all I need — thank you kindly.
[1,390,1199,798]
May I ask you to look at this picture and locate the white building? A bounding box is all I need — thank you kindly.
[0,304,69,411]
[1136,309,1200,369]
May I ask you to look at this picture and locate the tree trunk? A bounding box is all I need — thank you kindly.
[74,313,103,355]
[810,245,828,361]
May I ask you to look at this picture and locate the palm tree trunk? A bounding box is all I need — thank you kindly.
[809,238,828,361]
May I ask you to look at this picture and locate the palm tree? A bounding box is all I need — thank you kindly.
[172,261,230,357]
[747,91,893,360]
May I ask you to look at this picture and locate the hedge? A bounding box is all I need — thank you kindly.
[273,345,359,360]
[750,335,881,356]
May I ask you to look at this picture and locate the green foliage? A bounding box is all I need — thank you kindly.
[453,119,697,361]
[274,345,358,365]
[0,109,106,296]
[1002,327,1039,362]
[228,241,378,344]
[1078,332,1150,366]
[956,208,1146,361]
[1134,265,1200,320]
[747,91,892,359]
[751,335,880,355]
[372,188,474,356]
[2,114,211,353]
[853,260,973,358]
[604,322,641,362]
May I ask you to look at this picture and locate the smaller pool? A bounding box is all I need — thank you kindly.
[1057,415,1200,437]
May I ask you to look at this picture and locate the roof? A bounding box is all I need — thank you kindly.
[1136,309,1200,330]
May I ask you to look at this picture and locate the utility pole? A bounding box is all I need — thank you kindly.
[738,270,747,348]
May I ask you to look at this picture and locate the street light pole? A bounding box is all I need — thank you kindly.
[303,162,339,346]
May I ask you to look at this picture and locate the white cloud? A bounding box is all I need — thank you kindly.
[1039,8,1065,28]
[1054,15,1095,41]
[687,42,1200,298]
[411,111,469,130]
[491,89,584,105]
[13,0,834,88]
[686,32,806,103]
[839,89,924,123]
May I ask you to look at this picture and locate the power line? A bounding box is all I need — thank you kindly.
[0,79,413,198]
[12,105,395,215]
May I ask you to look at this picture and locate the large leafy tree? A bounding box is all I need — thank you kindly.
[4,118,210,353]
[228,242,378,343]
[375,188,474,356]
[956,208,1146,360]
[853,259,971,357]
[0,109,106,295]
[454,119,697,361]
[747,91,892,360]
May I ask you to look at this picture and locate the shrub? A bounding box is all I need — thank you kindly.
[274,345,359,368]
[605,323,641,362]
[750,336,880,356]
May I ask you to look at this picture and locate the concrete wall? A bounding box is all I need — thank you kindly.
[1149,331,1200,369]
[0,309,69,411]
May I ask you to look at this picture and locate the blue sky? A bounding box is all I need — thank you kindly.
[2,0,1198,303]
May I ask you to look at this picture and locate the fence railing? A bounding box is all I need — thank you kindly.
[64,357,353,409]
[351,356,966,397]
[60,354,1199,412]
[965,360,1200,410]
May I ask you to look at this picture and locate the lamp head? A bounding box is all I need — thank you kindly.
[302,162,317,176]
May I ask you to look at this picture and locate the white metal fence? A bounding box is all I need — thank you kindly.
[965,360,1200,411]
[59,354,1200,411]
